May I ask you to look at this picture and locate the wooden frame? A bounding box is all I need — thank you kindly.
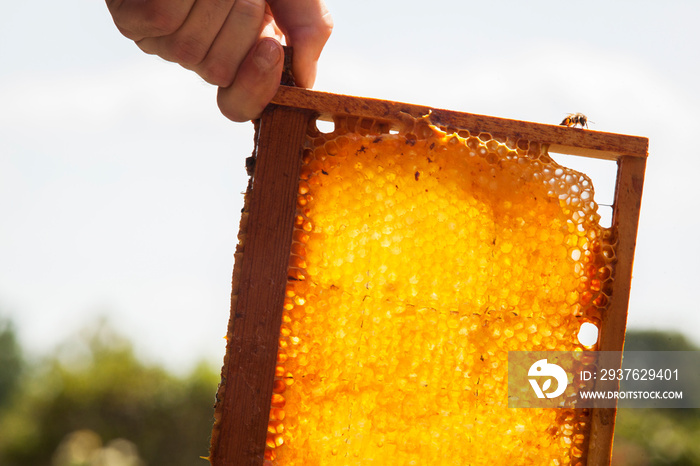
[208,86,648,465]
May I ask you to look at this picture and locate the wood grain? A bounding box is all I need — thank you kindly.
[587,154,647,465]
[271,85,648,160]
[209,105,315,466]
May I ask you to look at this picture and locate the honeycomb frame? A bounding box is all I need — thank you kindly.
[208,86,648,466]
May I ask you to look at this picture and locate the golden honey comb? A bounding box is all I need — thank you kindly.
[262,115,614,465]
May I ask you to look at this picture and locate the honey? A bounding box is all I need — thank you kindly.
[263,115,613,465]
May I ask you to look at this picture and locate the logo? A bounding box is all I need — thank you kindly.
[528,359,568,399]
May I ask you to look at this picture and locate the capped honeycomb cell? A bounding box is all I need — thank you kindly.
[264,115,614,465]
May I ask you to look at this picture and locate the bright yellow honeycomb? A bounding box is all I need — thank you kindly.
[264,115,614,465]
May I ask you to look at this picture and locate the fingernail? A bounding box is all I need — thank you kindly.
[253,39,282,71]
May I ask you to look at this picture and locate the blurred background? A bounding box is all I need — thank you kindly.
[1,0,699,464]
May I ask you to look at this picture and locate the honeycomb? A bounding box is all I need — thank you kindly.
[263,115,615,465]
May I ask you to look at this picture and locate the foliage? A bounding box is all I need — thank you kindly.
[623,330,699,352]
[612,331,700,465]
[0,317,23,409]
[613,408,700,465]
[0,319,219,466]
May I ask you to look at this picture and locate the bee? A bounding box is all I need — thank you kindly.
[560,113,589,129]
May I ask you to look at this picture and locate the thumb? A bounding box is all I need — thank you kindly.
[217,38,284,122]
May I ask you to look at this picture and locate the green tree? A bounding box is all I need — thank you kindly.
[0,317,23,409]
[623,330,698,352]
[612,330,700,465]
[0,319,219,466]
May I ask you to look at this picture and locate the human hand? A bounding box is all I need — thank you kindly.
[106,0,333,121]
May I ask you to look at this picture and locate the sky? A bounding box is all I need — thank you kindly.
[1,1,699,372]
